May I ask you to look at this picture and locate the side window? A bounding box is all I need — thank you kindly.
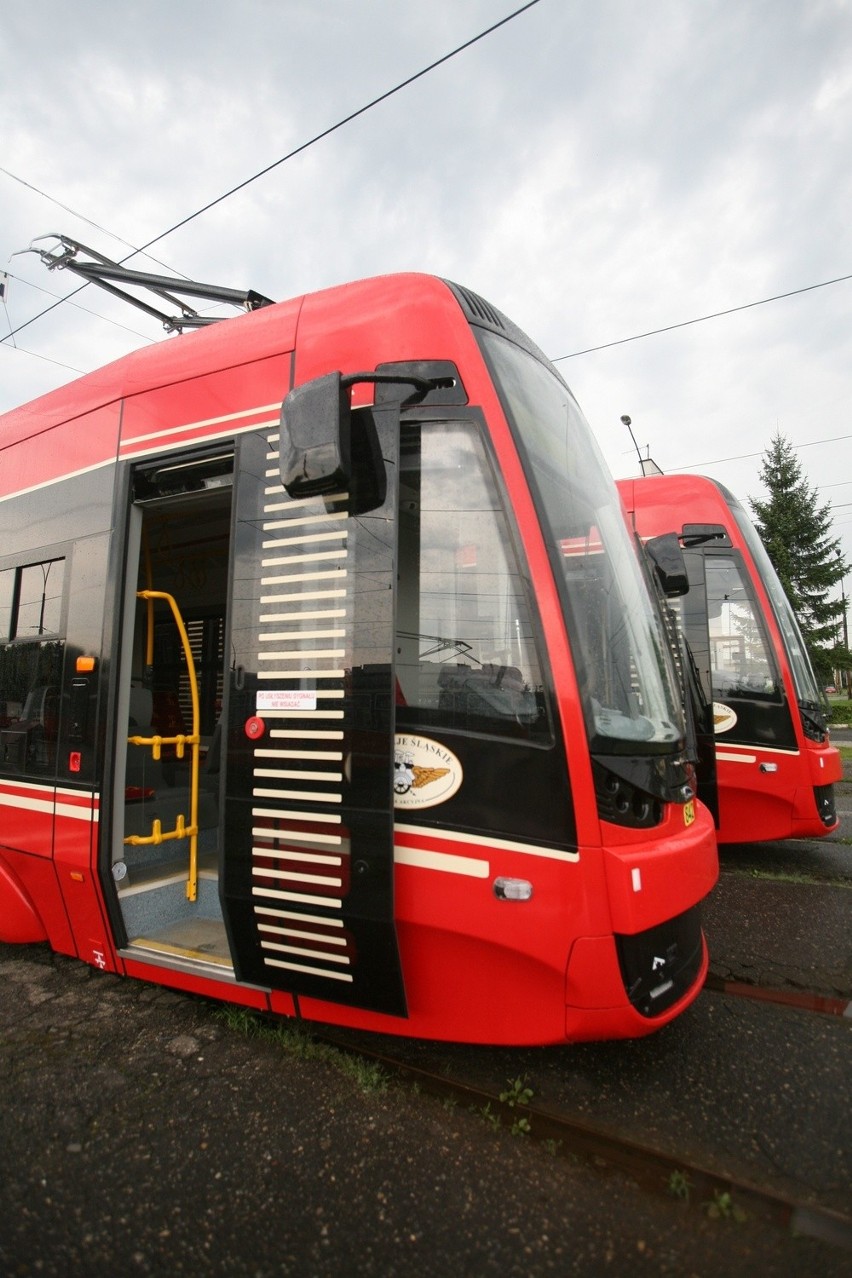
[704,554,779,699]
[0,558,66,777]
[395,421,551,742]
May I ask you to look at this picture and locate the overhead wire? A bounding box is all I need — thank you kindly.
[2,1,542,346]
[669,431,852,473]
[2,270,155,342]
[0,166,185,278]
[552,272,852,362]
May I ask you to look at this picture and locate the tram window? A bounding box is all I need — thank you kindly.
[704,554,779,698]
[0,558,66,775]
[10,559,65,638]
[0,640,64,775]
[395,421,551,742]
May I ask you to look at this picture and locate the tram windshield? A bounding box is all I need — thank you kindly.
[726,490,824,708]
[479,331,683,753]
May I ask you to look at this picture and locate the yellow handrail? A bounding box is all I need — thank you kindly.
[124,589,201,902]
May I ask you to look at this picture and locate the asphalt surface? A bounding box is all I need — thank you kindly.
[1,943,848,1278]
[1,746,850,1276]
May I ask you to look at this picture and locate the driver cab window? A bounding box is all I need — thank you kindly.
[395,421,551,742]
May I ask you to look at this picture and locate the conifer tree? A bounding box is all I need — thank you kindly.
[749,432,847,683]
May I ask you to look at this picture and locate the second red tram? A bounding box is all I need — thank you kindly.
[0,273,717,1044]
[618,473,841,844]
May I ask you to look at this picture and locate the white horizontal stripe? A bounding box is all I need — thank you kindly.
[259,609,346,622]
[263,956,353,982]
[252,847,342,865]
[257,649,345,660]
[253,828,342,846]
[57,786,100,804]
[0,456,114,504]
[252,886,343,908]
[0,781,93,803]
[259,629,346,641]
[264,512,347,531]
[259,925,346,946]
[254,866,343,887]
[716,752,758,764]
[259,569,346,587]
[259,589,346,603]
[261,940,349,965]
[254,768,343,782]
[269,729,344,740]
[262,550,347,568]
[394,847,489,878]
[0,784,98,815]
[253,787,342,803]
[56,801,96,822]
[0,792,52,816]
[255,748,343,760]
[122,416,277,462]
[253,806,341,823]
[394,822,580,863]
[120,402,280,448]
[262,531,347,549]
[257,671,344,681]
[254,905,344,927]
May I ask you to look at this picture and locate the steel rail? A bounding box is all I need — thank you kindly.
[704,972,852,1018]
[313,1030,852,1255]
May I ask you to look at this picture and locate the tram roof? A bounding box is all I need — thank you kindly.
[0,272,456,450]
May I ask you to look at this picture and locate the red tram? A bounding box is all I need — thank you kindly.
[618,473,841,844]
[0,274,717,1044]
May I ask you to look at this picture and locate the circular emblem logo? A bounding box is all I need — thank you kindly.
[712,702,737,734]
[393,734,463,809]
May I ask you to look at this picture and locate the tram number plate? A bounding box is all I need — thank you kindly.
[683,799,696,827]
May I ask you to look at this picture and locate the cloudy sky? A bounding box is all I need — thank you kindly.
[3,0,852,567]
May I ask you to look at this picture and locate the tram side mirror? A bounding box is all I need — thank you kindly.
[280,371,354,499]
[645,533,689,597]
[280,369,434,515]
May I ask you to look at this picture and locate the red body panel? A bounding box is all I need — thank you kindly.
[0,848,75,952]
[0,853,48,942]
[53,796,119,975]
[602,802,717,933]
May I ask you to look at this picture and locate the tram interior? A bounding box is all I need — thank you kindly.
[115,478,233,969]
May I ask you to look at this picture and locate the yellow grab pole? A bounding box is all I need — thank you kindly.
[127,589,201,901]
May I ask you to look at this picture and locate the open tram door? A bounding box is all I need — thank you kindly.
[217,371,429,1019]
[110,448,234,969]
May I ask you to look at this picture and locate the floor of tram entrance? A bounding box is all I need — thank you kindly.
[118,854,233,969]
[125,916,233,968]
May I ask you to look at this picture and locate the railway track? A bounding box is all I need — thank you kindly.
[313,1022,852,1256]
[704,972,852,1017]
